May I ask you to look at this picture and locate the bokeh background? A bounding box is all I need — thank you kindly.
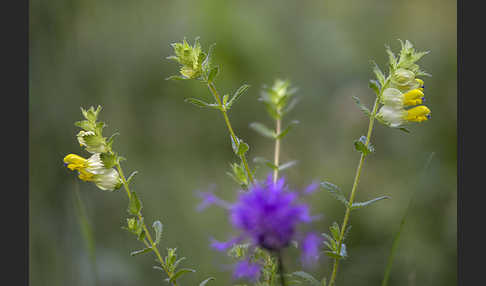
[29,0,456,285]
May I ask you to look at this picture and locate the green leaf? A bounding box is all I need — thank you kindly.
[278,160,298,171]
[368,80,381,96]
[398,127,410,133]
[173,257,186,270]
[126,171,139,185]
[291,271,321,286]
[130,247,153,256]
[325,250,342,259]
[166,75,188,81]
[169,268,196,283]
[283,97,300,115]
[184,98,219,109]
[231,136,249,156]
[276,120,299,139]
[320,182,348,206]
[249,122,276,138]
[321,277,327,286]
[100,153,117,169]
[253,157,278,170]
[207,66,219,83]
[153,265,165,272]
[371,60,386,86]
[352,96,371,118]
[199,277,215,286]
[152,220,163,245]
[354,136,374,156]
[227,84,250,108]
[329,222,341,241]
[351,196,390,210]
[128,191,142,215]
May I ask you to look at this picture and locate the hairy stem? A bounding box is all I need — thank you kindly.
[116,163,179,286]
[207,82,255,185]
[273,118,281,183]
[328,96,381,286]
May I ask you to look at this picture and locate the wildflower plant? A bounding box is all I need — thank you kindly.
[63,106,213,286]
[61,37,431,286]
[322,39,431,286]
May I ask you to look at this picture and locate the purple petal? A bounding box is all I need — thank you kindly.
[303,181,319,195]
[233,260,261,281]
[300,232,322,268]
[210,237,242,251]
[196,191,231,211]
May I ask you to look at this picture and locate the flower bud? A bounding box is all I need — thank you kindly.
[391,68,415,86]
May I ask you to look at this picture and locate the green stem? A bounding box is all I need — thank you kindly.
[277,251,287,286]
[207,82,255,185]
[328,96,381,286]
[273,118,281,184]
[116,162,179,286]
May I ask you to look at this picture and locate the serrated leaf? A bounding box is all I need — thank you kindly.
[128,191,142,215]
[169,268,196,283]
[330,222,341,241]
[320,182,348,206]
[199,277,215,286]
[276,120,299,139]
[351,196,390,210]
[227,84,250,108]
[354,136,374,156]
[291,271,321,286]
[352,96,371,118]
[152,220,163,245]
[249,122,276,138]
[130,247,153,256]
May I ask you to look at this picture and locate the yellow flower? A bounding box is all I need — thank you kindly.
[63,153,122,191]
[404,105,431,123]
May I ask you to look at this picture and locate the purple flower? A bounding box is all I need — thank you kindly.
[197,174,323,279]
[230,175,313,251]
[233,260,261,281]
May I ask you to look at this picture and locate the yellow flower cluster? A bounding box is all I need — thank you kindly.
[63,106,122,191]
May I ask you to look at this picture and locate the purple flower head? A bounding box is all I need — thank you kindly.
[230,175,313,251]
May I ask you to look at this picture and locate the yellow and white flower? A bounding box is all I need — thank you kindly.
[382,87,425,108]
[64,153,122,191]
[377,105,431,127]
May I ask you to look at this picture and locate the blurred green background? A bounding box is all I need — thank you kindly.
[29,0,456,285]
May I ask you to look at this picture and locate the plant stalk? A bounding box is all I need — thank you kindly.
[116,163,179,286]
[328,96,381,286]
[273,118,281,183]
[207,82,255,185]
